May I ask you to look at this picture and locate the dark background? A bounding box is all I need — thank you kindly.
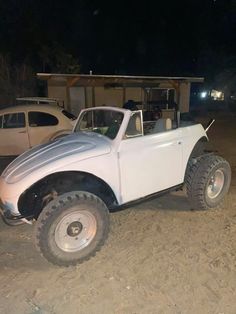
[0,0,236,99]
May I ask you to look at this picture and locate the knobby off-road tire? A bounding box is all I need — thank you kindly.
[35,191,109,266]
[185,155,231,210]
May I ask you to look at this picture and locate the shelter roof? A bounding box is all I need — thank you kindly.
[37,73,204,88]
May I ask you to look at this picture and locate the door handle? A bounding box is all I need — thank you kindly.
[18,130,26,134]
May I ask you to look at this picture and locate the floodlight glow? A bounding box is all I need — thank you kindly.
[200,91,207,98]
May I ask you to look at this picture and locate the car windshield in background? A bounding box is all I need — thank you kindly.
[62,110,77,120]
[75,109,124,140]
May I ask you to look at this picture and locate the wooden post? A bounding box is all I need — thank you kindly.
[84,87,87,108]
[66,84,71,112]
[123,87,126,106]
[92,86,95,107]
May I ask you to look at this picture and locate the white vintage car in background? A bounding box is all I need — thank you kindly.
[0,97,76,156]
[0,106,231,266]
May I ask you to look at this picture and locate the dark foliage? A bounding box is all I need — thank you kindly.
[0,0,235,79]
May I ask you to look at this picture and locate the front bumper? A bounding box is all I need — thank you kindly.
[0,177,33,224]
[0,198,25,221]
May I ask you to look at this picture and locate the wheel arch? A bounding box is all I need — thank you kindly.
[18,171,118,220]
[189,136,208,158]
[42,129,72,143]
[184,136,208,179]
[49,129,72,141]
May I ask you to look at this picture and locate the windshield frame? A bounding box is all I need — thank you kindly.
[73,107,126,140]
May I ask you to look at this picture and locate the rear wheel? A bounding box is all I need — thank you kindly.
[35,191,109,266]
[185,155,231,210]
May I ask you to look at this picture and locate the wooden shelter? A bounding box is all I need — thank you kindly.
[37,73,204,116]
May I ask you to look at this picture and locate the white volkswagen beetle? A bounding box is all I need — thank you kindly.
[0,99,76,156]
[0,106,231,266]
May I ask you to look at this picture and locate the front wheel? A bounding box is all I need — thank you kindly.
[185,155,231,210]
[35,191,109,266]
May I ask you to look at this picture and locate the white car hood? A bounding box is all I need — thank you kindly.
[2,132,111,183]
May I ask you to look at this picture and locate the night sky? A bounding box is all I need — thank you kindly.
[0,0,236,80]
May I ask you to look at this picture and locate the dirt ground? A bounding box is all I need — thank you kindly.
[0,113,236,314]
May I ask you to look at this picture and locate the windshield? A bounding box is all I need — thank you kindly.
[74,109,124,140]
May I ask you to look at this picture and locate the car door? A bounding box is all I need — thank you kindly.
[0,112,30,156]
[118,123,183,204]
[28,111,59,147]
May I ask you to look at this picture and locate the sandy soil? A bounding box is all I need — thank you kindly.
[0,113,236,314]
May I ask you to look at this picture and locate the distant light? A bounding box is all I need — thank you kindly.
[200,91,207,98]
[211,89,224,100]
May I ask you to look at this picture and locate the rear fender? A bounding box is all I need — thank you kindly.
[46,129,72,142]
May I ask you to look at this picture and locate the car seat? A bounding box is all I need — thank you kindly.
[126,115,142,137]
[105,121,120,139]
[152,118,172,133]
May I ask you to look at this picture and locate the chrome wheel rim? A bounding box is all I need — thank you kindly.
[55,210,97,252]
[207,169,225,199]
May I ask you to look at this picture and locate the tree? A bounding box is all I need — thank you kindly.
[0,54,37,106]
[38,44,80,74]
